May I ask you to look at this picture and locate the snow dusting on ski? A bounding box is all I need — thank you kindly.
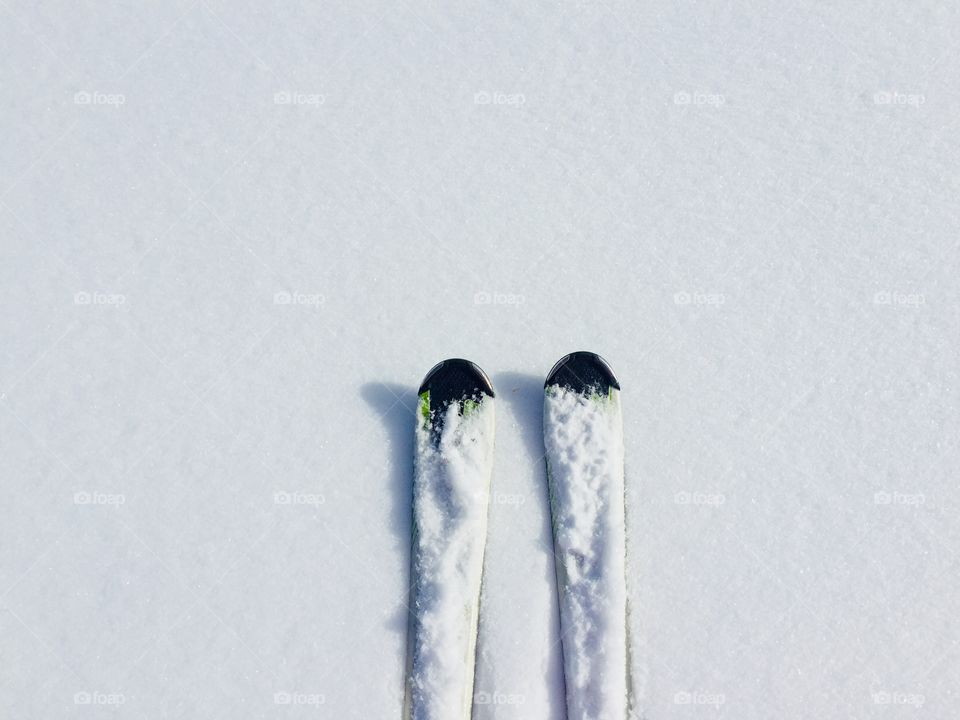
[544,383,627,720]
[406,395,495,720]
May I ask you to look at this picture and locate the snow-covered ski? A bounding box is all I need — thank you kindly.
[543,352,627,720]
[403,359,495,720]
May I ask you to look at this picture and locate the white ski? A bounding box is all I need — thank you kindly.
[403,359,495,720]
[543,352,628,720]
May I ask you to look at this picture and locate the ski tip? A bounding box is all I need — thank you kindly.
[418,358,495,410]
[545,351,620,393]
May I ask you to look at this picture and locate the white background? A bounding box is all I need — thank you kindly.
[2,1,958,718]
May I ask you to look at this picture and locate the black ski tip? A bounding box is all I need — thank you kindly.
[418,358,495,411]
[545,351,620,393]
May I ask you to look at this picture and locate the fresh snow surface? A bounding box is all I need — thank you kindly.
[407,398,495,719]
[2,2,958,718]
[544,387,627,720]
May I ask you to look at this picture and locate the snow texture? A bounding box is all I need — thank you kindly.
[544,387,627,720]
[2,1,958,718]
[407,398,495,719]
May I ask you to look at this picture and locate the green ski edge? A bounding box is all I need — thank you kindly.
[418,390,486,429]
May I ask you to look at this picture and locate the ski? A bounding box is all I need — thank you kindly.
[543,352,628,720]
[403,358,496,720]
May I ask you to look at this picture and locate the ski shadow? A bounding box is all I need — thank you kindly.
[492,371,546,468]
[490,371,567,720]
[360,380,416,636]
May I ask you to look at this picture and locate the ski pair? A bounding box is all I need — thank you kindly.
[403,352,627,720]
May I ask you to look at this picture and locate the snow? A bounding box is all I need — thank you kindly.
[407,397,495,719]
[2,1,959,718]
[544,386,627,720]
